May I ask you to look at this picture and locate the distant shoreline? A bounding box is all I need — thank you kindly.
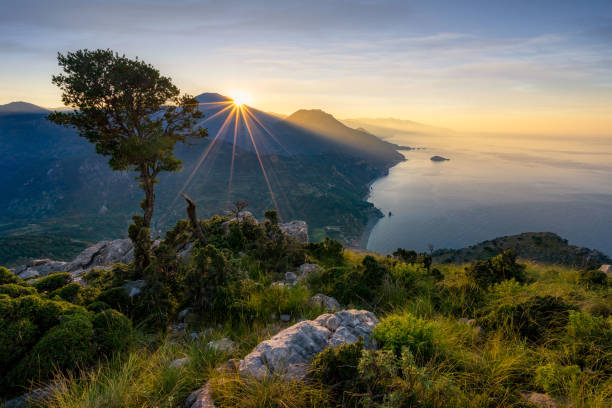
[358,154,406,249]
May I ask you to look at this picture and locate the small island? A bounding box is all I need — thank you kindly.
[430,155,450,162]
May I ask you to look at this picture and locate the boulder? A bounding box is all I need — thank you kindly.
[185,382,216,408]
[310,294,342,311]
[64,239,133,276]
[278,221,308,243]
[600,264,612,274]
[519,392,559,408]
[238,309,378,380]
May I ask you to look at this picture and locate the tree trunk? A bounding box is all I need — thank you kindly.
[141,175,156,229]
[183,193,205,243]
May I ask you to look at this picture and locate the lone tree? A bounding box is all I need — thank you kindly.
[49,49,207,269]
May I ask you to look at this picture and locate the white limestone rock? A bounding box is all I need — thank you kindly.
[238,309,378,380]
[278,221,308,243]
[309,294,342,311]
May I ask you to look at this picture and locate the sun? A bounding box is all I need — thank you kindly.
[230,91,252,107]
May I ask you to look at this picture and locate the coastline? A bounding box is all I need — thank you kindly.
[357,153,406,249]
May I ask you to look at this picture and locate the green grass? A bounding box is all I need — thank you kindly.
[4,239,611,408]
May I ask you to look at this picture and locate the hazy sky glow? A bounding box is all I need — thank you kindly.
[1,0,611,135]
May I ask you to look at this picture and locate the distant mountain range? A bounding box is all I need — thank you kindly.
[0,94,404,262]
[341,117,450,139]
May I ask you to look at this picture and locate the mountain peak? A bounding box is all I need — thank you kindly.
[195,92,232,103]
[0,101,50,115]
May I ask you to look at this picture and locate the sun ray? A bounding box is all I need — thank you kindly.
[156,106,237,228]
[243,107,292,156]
[196,103,234,126]
[240,107,280,214]
[226,105,240,207]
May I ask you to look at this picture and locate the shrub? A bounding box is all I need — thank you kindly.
[535,363,581,396]
[306,237,344,265]
[49,282,82,303]
[92,309,133,355]
[372,312,436,362]
[8,312,95,391]
[33,272,72,292]
[465,250,526,287]
[0,318,38,368]
[565,311,612,371]
[95,286,131,313]
[0,283,37,298]
[579,269,608,286]
[87,300,111,313]
[483,295,575,342]
[0,266,21,284]
[184,244,234,318]
[310,340,364,393]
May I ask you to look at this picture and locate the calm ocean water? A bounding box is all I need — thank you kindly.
[366,132,612,256]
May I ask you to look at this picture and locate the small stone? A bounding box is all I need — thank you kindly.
[172,322,187,334]
[169,357,190,369]
[185,382,216,408]
[600,264,612,274]
[189,332,200,341]
[178,308,192,321]
[298,263,320,280]
[280,314,291,322]
[284,271,298,285]
[310,294,342,311]
[519,392,559,408]
[206,338,237,353]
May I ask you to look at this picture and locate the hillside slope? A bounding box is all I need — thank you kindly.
[433,231,611,267]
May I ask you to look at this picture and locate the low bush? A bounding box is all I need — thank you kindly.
[92,309,133,355]
[6,312,96,393]
[482,295,575,342]
[33,272,73,292]
[465,250,526,288]
[535,362,581,396]
[565,310,612,371]
[579,269,608,287]
[95,287,131,313]
[372,312,436,363]
[49,282,82,303]
[0,283,37,298]
[0,266,21,284]
[310,340,364,399]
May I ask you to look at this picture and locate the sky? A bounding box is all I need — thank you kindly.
[1,0,611,135]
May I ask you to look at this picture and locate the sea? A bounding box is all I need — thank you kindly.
[366,131,612,257]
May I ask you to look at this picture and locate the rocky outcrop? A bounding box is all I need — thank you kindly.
[238,310,378,380]
[11,259,67,280]
[63,239,133,275]
[600,264,611,274]
[309,294,342,311]
[12,239,133,280]
[278,221,308,243]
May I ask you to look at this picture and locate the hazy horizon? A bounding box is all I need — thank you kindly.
[2,0,612,136]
